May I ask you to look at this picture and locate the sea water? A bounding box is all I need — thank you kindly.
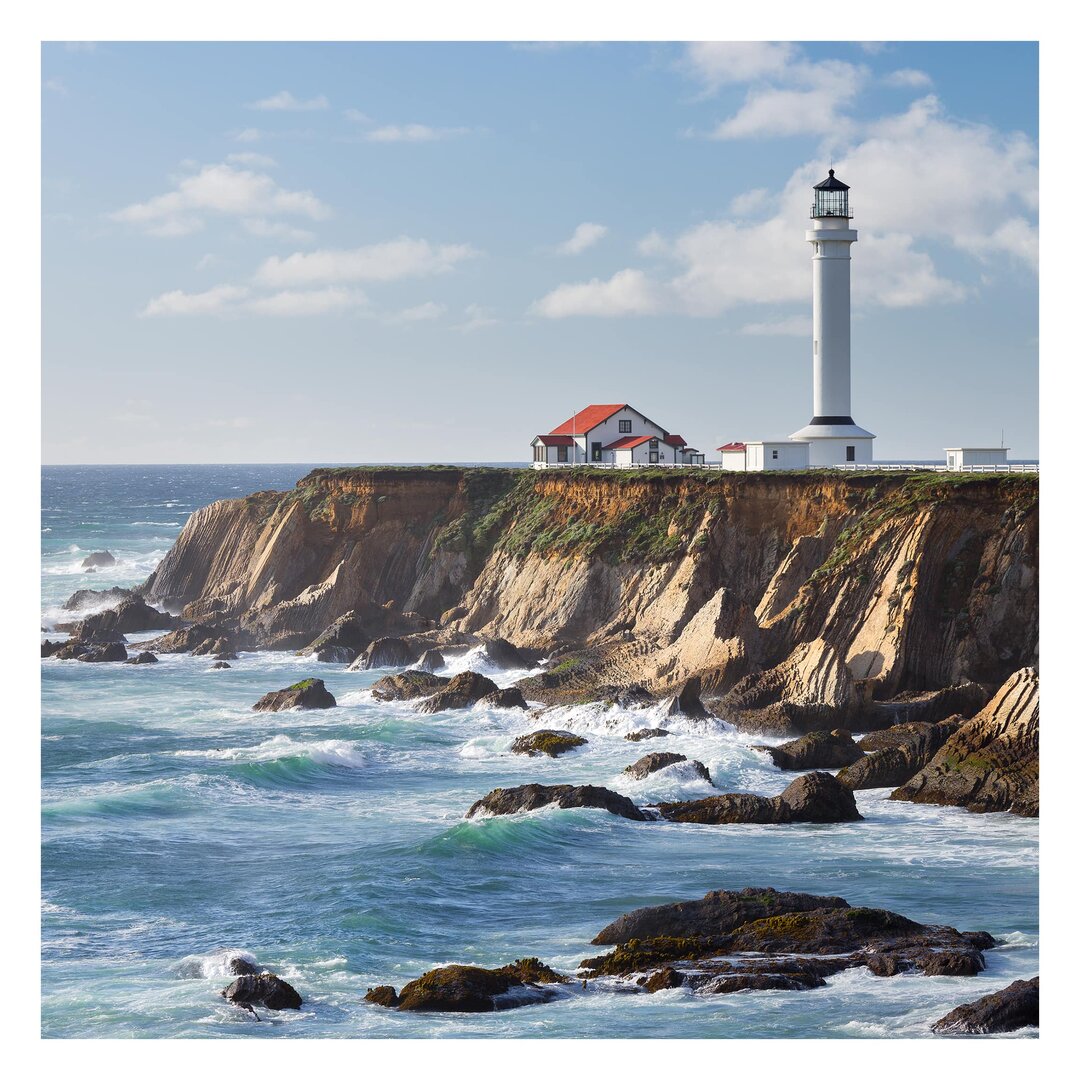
[41,465,1039,1039]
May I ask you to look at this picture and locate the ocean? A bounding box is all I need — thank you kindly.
[40,464,1039,1038]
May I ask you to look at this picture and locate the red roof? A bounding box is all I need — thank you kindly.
[665,434,687,447]
[603,435,652,450]
[717,442,746,452]
[550,404,627,436]
[534,434,576,446]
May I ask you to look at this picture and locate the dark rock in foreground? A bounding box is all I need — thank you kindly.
[370,958,567,1013]
[252,678,336,712]
[467,783,648,821]
[125,651,159,665]
[416,670,499,714]
[81,551,116,569]
[211,661,231,670]
[227,956,260,976]
[76,642,128,663]
[891,667,1038,816]
[371,670,449,702]
[664,677,712,720]
[626,727,670,742]
[931,976,1038,1035]
[625,752,711,784]
[480,687,529,710]
[511,729,587,757]
[581,886,995,992]
[41,640,65,658]
[222,972,302,1011]
[837,718,962,790]
[351,637,418,671]
[756,729,863,771]
[657,771,860,825]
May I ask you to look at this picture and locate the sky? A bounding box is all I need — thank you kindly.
[41,40,1039,464]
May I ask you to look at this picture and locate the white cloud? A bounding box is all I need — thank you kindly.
[682,43,798,92]
[556,222,608,255]
[384,301,447,324]
[255,237,478,287]
[233,128,262,143]
[140,284,249,317]
[740,316,812,336]
[242,218,317,244]
[366,124,470,143]
[44,78,67,95]
[111,163,330,237]
[884,68,933,89]
[455,303,498,331]
[245,288,366,316]
[247,91,328,111]
[195,253,217,270]
[226,151,276,167]
[344,108,373,124]
[531,269,660,318]
[728,187,772,217]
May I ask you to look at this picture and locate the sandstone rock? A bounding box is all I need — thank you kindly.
[477,637,530,670]
[756,729,864,771]
[252,678,336,712]
[869,681,990,728]
[301,611,370,664]
[466,783,648,821]
[601,684,655,709]
[370,670,450,701]
[511,729,587,757]
[73,599,178,639]
[664,677,712,720]
[215,650,239,661]
[480,687,529,710]
[392,961,562,1013]
[144,624,225,655]
[931,976,1038,1035]
[351,637,418,671]
[625,728,670,742]
[221,972,302,1011]
[779,771,862,823]
[315,645,354,664]
[642,967,685,992]
[76,642,128,663]
[62,586,133,612]
[891,667,1038,816]
[52,641,91,660]
[191,635,233,657]
[364,985,400,1007]
[41,640,65,658]
[705,972,825,993]
[838,718,963,790]
[416,649,445,672]
[625,752,711,783]
[658,772,859,825]
[416,670,500,714]
[81,551,116,569]
[125,651,159,665]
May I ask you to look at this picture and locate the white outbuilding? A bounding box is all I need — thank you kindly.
[945,447,1010,470]
[717,442,748,471]
[745,440,811,471]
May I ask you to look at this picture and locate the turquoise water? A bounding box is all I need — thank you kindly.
[41,465,1039,1038]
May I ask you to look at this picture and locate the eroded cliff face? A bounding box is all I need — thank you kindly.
[141,467,1038,712]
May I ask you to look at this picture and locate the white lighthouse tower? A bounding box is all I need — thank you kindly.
[789,169,875,465]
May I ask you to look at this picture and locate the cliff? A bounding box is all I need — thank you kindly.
[142,467,1038,727]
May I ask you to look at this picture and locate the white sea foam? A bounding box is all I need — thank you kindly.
[175,735,366,769]
[174,948,259,981]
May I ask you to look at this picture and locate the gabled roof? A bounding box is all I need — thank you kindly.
[665,434,687,447]
[533,434,576,446]
[717,442,747,452]
[549,404,627,436]
[814,168,849,191]
[603,435,652,450]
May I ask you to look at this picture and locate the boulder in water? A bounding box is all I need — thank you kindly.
[476,637,530,670]
[81,551,116,570]
[301,611,370,664]
[415,648,445,673]
[252,678,336,712]
[837,718,963,790]
[371,670,450,701]
[211,661,231,670]
[364,985,400,1008]
[76,642,128,663]
[467,783,648,821]
[41,640,65,658]
[416,670,500,714]
[480,687,529,710]
[754,729,864,771]
[625,752,711,783]
[931,976,1038,1035]
[73,598,178,638]
[125,651,159,665]
[626,728,670,742]
[779,771,862,823]
[385,959,565,1013]
[221,972,302,1011]
[510,729,587,757]
[350,637,418,671]
[62,586,133,613]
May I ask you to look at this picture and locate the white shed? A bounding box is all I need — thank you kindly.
[945,447,1010,470]
[717,442,747,472]
[745,440,811,472]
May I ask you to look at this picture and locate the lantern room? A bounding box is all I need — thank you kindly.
[812,169,851,218]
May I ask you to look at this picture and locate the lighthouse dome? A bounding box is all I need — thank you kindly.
[812,169,850,218]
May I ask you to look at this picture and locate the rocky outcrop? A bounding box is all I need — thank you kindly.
[41,640,65,658]
[76,642,128,663]
[581,887,995,989]
[221,972,302,1011]
[369,958,567,1013]
[755,729,864,770]
[510,730,587,757]
[143,623,238,655]
[625,752,711,783]
[466,783,649,821]
[932,977,1038,1035]
[81,551,116,569]
[125,651,159,665]
[481,687,529,710]
[252,678,336,712]
[351,637,418,671]
[416,671,499,714]
[625,728,670,742]
[415,648,445,672]
[370,670,450,701]
[664,677,712,720]
[476,638,531,670]
[836,718,963,789]
[657,771,860,825]
[299,611,370,664]
[211,661,231,670]
[62,586,133,613]
[891,668,1038,816]
[68,599,178,638]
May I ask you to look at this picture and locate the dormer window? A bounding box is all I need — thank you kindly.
[619,419,632,433]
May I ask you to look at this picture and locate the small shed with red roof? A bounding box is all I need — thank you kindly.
[717,441,747,471]
[531,404,703,466]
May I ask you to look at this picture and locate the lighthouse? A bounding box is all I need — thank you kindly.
[789,169,875,465]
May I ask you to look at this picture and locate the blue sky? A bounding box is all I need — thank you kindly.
[41,41,1038,463]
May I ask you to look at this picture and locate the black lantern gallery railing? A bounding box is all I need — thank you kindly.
[812,188,851,218]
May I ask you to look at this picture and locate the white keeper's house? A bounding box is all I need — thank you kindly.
[532,404,705,467]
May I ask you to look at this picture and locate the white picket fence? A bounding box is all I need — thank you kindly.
[532,461,1038,473]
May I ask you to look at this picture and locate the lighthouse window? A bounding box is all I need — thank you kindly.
[846,446,855,462]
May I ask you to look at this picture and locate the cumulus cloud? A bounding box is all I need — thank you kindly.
[111,162,330,237]
[344,108,374,124]
[366,124,471,142]
[556,222,608,255]
[682,42,798,91]
[531,269,660,318]
[247,90,328,111]
[455,303,498,331]
[242,218,317,244]
[245,288,366,316]
[884,68,933,89]
[140,284,250,317]
[255,237,478,287]
[532,96,1035,318]
[233,128,262,143]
